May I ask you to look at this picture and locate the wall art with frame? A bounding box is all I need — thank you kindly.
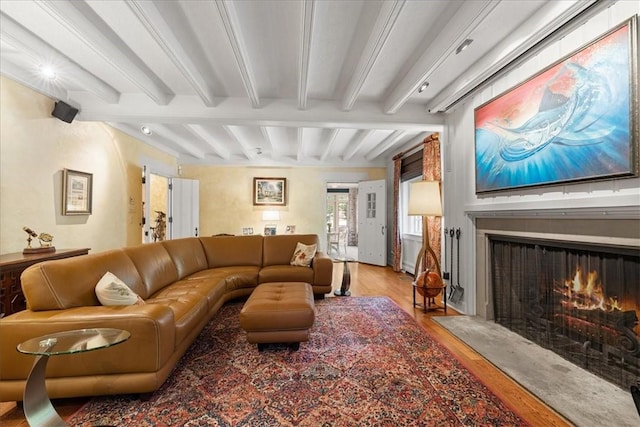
[474,16,638,193]
[62,168,93,215]
[253,177,286,206]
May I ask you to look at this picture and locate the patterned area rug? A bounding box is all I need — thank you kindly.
[68,297,527,426]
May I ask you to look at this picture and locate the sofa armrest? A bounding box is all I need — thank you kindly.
[312,251,333,286]
[0,304,176,381]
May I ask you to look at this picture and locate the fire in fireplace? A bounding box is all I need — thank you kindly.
[490,235,640,390]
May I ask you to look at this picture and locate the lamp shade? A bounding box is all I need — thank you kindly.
[261,210,280,221]
[408,181,442,216]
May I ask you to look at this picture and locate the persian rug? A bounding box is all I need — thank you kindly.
[68,297,528,426]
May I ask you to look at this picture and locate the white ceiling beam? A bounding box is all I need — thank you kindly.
[34,0,174,106]
[78,97,443,131]
[259,127,275,155]
[185,124,231,160]
[0,13,120,104]
[341,0,405,111]
[127,1,216,107]
[215,0,260,108]
[426,0,606,113]
[364,130,406,161]
[154,124,206,159]
[223,126,255,160]
[382,0,499,114]
[390,131,430,157]
[343,129,374,161]
[320,128,340,161]
[297,128,305,161]
[110,122,181,158]
[298,0,315,110]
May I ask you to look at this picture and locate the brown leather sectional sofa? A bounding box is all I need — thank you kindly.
[0,234,333,402]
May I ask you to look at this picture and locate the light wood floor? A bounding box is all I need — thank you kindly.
[0,263,571,426]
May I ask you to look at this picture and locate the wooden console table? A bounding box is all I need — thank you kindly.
[0,248,90,317]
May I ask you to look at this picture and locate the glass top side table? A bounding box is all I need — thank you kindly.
[17,328,130,427]
[332,257,356,296]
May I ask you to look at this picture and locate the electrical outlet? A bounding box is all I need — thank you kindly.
[442,272,450,280]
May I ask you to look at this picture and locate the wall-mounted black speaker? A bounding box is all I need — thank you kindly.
[52,101,79,123]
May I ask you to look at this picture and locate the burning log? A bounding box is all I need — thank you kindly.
[553,309,639,355]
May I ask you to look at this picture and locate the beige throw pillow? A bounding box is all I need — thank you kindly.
[290,242,317,267]
[95,272,145,306]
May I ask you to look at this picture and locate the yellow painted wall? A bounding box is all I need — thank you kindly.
[0,76,387,255]
[0,76,176,253]
[183,165,386,251]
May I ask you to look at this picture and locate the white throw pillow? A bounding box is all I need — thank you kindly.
[290,242,317,267]
[95,272,144,306]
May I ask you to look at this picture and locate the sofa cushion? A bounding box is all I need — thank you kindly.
[123,242,179,298]
[259,265,314,285]
[161,238,208,279]
[263,234,319,267]
[146,286,209,346]
[200,235,263,268]
[290,242,317,267]
[95,272,145,306]
[21,249,144,311]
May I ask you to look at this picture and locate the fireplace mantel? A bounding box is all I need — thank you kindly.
[467,205,640,220]
[465,189,640,219]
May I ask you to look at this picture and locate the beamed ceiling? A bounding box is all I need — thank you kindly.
[0,0,601,167]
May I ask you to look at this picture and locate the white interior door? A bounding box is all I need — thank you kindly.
[141,166,159,243]
[170,178,200,239]
[142,167,172,243]
[357,179,386,266]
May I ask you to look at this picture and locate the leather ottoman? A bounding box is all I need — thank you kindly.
[239,282,315,350]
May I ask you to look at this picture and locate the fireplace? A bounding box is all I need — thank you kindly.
[489,235,640,389]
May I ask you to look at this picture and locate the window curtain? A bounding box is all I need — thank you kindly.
[421,133,442,274]
[392,157,402,272]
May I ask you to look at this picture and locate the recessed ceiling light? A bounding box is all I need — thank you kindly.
[418,82,429,93]
[40,65,57,80]
[455,38,473,55]
[141,126,152,135]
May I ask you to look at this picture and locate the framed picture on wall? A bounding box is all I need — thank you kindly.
[264,225,277,236]
[253,177,286,206]
[62,168,93,215]
[474,16,638,193]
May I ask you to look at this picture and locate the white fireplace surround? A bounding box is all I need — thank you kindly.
[472,209,640,320]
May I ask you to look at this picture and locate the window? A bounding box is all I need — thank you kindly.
[366,193,376,218]
[326,193,348,232]
[401,178,423,236]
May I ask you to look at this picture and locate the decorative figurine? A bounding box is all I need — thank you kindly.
[151,211,166,242]
[22,227,56,254]
[23,227,37,248]
[38,233,54,247]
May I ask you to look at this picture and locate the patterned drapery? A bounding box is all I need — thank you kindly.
[421,133,442,274]
[392,157,402,272]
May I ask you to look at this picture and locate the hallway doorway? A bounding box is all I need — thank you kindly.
[326,183,358,260]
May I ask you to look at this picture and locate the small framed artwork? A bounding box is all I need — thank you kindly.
[62,168,93,215]
[253,177,286,206]
[285,225,296,234]
[264,225,277,236]
[242,227,254,235]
